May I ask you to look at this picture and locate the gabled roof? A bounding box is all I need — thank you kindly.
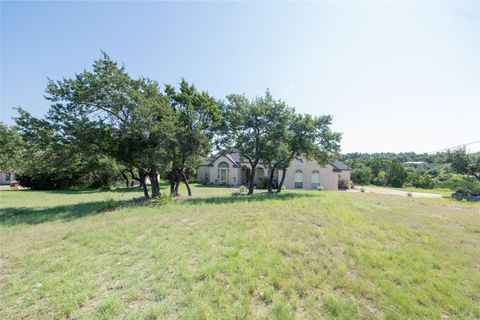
[331,160,351,171]
[201,152,351,171]
[199,153,240,167]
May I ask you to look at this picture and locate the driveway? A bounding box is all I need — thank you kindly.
[350,186,444,198]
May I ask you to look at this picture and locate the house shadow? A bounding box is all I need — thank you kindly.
[181,191,315,206]
[0,199,135,227]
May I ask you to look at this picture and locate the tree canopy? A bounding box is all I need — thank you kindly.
[7,52,344,198]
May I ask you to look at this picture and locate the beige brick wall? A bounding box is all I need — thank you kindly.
[280,160,339,190]
[338,170,351,183]
[197,156,350,190]
[209,156,241,186]
[197,166,210,183]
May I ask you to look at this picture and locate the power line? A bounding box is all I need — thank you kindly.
[426,140,480,154]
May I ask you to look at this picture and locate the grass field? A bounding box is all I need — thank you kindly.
[1,185,479,319]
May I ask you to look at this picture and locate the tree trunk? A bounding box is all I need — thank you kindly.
[268,163,278,193]
[248,161,258,195]
[181,171,192,196]
[139,170,149,199]
[128,169,141,185]
[121,171,129,188]
[169,175,175,196]
[174,172,181,195]
[277,169,287,193]
[148,169,160,197]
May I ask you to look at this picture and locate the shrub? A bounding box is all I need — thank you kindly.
[408,172,435,189]
[373,170,387,186]
[97,198,118,212]
[351,166,372,185]
[407,192,413,197]
[239,185,248,194]
[386,162,408,187]
[449,175,480,193]
[317,186,325,191]
[148,195,172,207]
[338,179,350,190]
[256,177,269,189]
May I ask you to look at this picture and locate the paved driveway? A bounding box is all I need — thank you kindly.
[350,186,443,198]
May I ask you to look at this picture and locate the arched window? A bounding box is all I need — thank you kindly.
[294,170,303,189]
[218,162,229,168]
[217,162,229,184]
[311,170,320,189]
[256,167,264,178]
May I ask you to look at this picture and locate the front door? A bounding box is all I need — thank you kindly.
[241,166,250,184]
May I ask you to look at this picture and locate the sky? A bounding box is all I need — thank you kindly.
[1,1,479,153]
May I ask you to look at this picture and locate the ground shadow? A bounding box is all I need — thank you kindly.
[0,199,136,226]
[181,191,315,206]
[36,187,145,195]
[1,191,316,227]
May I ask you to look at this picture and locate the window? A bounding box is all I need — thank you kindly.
[294,170,303,189]
[5,173,11,181]
[217,162,229,184]
[311,171,320,189]
[256,167,264,178]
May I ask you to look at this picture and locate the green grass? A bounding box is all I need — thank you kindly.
[1,185,479,319]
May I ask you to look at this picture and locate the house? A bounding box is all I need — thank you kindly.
[0,172,15,185]
[197,152,351,190]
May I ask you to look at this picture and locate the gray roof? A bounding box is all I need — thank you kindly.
[331,160,351,171]
[200,152,351,171]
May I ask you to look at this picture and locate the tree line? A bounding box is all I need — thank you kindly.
[0,53,341,197]
[343,150,480,194]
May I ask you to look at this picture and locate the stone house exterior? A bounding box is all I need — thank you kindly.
[197,152,351,190]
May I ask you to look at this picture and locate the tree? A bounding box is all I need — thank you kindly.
[13,108,122,189]
[445,149,480,181]
[164,79,221,196]
[221,91,293,195]
[351,165,372,185]
[272,114,342,193]
[44,53,176,197]
[0,122,23,174]
[385,161,408,187]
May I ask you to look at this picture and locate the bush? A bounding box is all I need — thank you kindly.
[408,172,436,189]
[147,195,172,207]
[317,186,325,191]
[449,175,480,193]
[256,177,269,189]
[360,187,366,193]
[386,162,408,187]
[407,192,413,197]
[338,179,350,190]
[373,170,387,186]
[97,198,118,212]
[239,185,248,194]
[351,166,372,185]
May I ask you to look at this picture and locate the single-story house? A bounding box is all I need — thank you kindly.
[0,172,15,185]
[197,152,351,190]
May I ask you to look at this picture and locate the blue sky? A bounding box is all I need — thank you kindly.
[1,1,479,153]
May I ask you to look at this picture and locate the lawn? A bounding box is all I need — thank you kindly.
[1,185,479,319]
